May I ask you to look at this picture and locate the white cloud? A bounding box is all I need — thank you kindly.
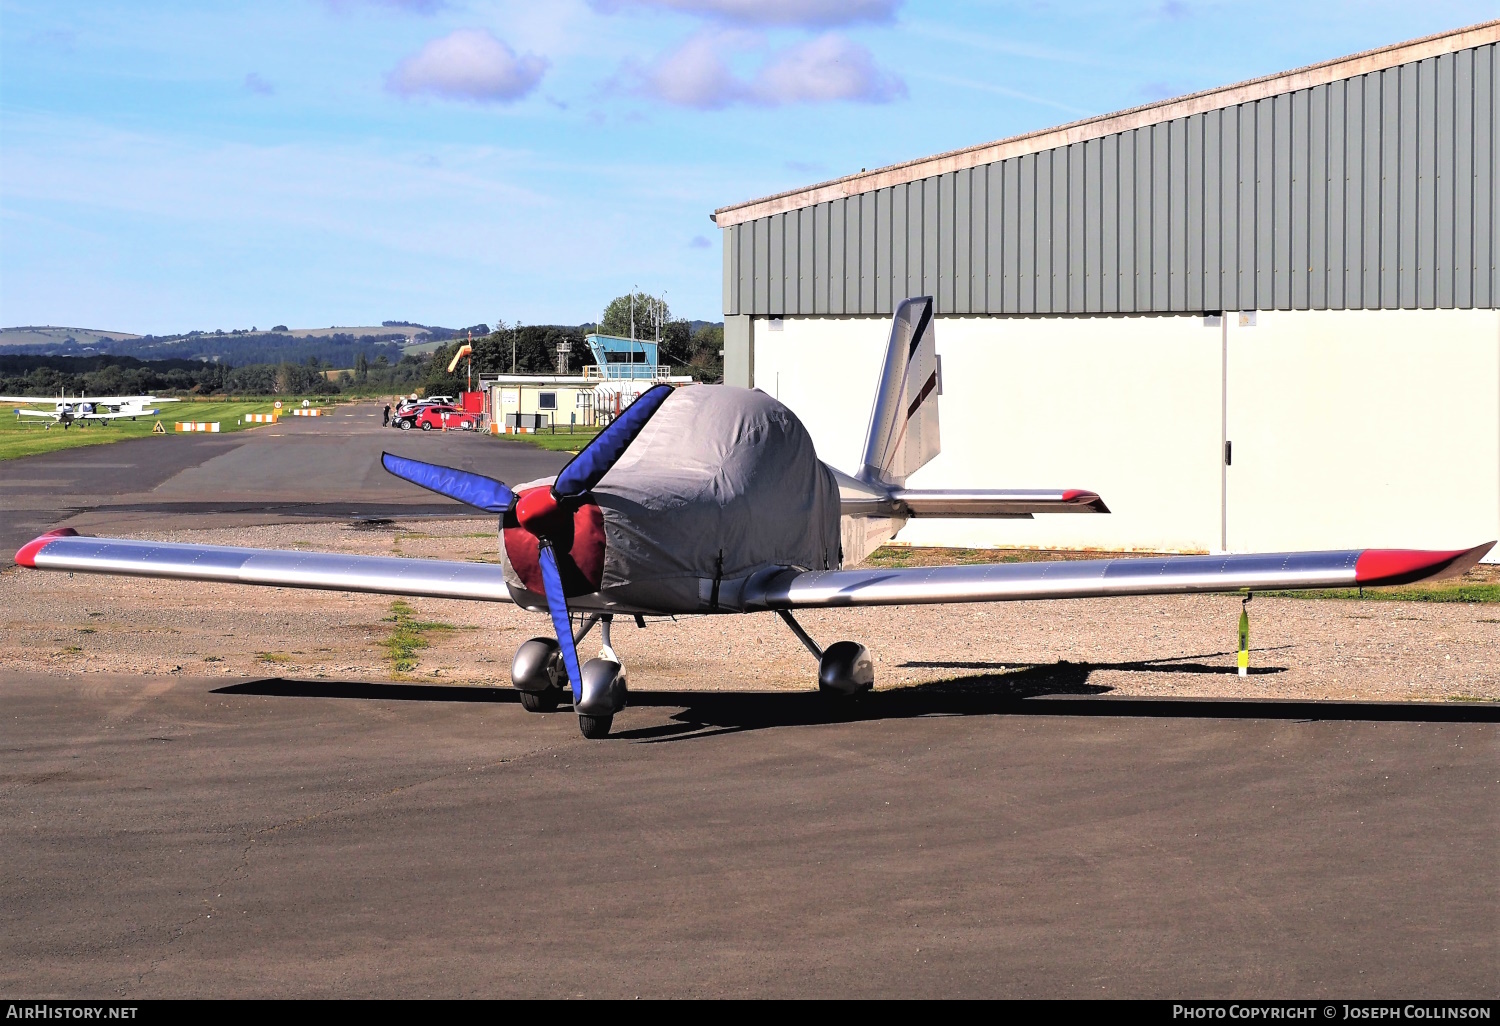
[624,30,750,108]
[388,29,548,103]
[623,31,904,108]
[751,33,905,104]
[594,0,901,28]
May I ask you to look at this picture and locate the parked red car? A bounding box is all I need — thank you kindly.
[398,404,479,431]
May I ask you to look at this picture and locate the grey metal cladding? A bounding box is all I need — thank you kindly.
[768,213,784,316]
[1482,42,1497,307]
[723,42,1500,315]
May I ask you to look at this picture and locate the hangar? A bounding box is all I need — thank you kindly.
[713,22,1500,558]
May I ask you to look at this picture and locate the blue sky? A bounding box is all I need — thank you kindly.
[2,0,1494,334]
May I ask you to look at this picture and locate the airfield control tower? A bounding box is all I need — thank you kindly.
[581,333,665,381]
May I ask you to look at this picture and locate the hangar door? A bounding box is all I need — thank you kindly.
[757,314,1226,555]
[1224,309,1500,554]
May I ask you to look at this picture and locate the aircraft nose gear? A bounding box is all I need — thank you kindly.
[511,613,604,714]
[575,615,627,738]
[776,610,874,697]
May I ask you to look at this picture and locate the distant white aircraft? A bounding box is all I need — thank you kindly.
[1,394,180,429]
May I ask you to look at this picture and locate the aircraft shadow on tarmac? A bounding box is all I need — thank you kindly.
[217,648,1500,743]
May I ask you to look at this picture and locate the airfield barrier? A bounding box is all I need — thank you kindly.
[499,412,546,434]
[244,413,278,424]
[175,422,220,433]
[289,408,323,417]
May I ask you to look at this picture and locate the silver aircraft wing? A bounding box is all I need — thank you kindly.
[79,409,157,420]
[0,395,174,405]
[15,530,513,603]
[749,543,1494,609]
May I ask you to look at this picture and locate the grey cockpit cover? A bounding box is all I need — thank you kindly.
[506,385,841,614]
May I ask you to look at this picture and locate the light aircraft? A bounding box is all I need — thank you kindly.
[3,394,180,429]
[14,298,1492,738]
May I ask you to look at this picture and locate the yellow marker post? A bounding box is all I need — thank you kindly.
[1237,594,1251,676]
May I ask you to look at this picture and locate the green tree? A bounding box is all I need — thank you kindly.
[600,292,670,340]
[688,324,724,383]
[355,350,369,383]
[597,292,723,378]
[464,323,582,377]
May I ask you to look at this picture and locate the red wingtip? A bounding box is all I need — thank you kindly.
[1354,541,1495,587]
[13,527,78,568]
[1061,489,1111,514]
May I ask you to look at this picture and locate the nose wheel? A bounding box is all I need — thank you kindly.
[578,714,613,739]
[510,614,628,738]
[574,615,627,738]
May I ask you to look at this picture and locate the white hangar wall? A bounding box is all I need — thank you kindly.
[750,309,1500,556]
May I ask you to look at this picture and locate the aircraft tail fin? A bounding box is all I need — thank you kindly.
[860,296,940,488]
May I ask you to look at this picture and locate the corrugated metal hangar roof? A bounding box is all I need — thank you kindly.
[716,21,1500,317]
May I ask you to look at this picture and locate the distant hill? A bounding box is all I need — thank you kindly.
[0,323,460,348]
[111,332,413,367]
[0,326,143,348]
[0,320,721,368]
[0,323,461,367]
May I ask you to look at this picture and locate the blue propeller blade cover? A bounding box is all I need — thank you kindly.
[381,453,515,512]
[537,544,584,702]
[552,384,674,498]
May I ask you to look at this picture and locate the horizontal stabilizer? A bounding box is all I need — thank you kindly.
[891,488,1110,518]
[14,531,514,603]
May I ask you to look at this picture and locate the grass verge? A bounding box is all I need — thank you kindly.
[379,599,459,675]
[1260,584,1500,604]
[493,427,602,453]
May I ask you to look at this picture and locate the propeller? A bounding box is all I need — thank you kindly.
[538,544,585,702]
[380,452,515,512]
[552,383,674,498]
[379,385,676,703]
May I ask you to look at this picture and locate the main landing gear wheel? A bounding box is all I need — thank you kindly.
[775,611,874,699]
[818,640,875,698]
[578,714,613,739]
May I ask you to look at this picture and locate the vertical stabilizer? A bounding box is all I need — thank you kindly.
[860,296,940,487]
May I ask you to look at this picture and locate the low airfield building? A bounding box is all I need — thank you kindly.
[713,22,1500,558]
[481,332,693,433]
